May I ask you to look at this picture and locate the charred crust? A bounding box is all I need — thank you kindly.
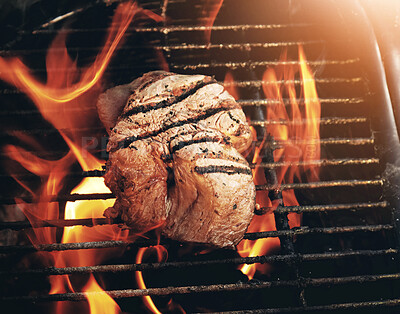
[115,106,236,150]
[138,72,172,92]
[170,136,228,154]
[227,111,242,124]
[122,76,216,118]
[194,165,252,176]
[233,124,247,136]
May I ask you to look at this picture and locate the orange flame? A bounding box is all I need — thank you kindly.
[237,46,321,279]
[135,245,168,314]
[224,71,239,100]
[0,2,163,313]
[84,276,122,314]
[201,0,224,43]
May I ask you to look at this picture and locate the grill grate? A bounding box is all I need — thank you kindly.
[1,0,400,313]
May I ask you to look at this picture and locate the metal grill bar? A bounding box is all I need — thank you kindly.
[0,201,386,231]
[0,98,364,114]
[172,59,360,70]
[253,157,379,168]
[251,117,368,127]
[0,169,105,180]
[0,179,382,204]
[0,158,379,181]
[1,117,368,137]
[238,98,365,106]
[274,201,388,213]
[0,41,323,56]
[225,78,363,87]
[2,273,399,302]
[243,224,393,240]
[223,299,400,313]
[27,23,312,35]
[0,138,374,158]
[0,78,362,95]
[0,249,395,277]
[0,137,372,159]
[159,41,323,51]
[0,218,112,231]
[0,224,392,253]
[0,193,114,205]
[256,178,382,191]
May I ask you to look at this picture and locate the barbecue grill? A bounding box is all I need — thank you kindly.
[1,0,400,313]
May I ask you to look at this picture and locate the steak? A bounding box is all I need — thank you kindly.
[97,71,255,248]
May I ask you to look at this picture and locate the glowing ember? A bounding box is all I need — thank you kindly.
[236,45,321,279]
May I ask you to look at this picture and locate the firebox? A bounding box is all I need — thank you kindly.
[1,0,400,313]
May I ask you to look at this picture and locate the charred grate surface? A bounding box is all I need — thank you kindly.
[1,0,400,313]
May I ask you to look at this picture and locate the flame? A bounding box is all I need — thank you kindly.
[237,138,280,280]
[237,46,321,279]
[135,245,168,314]
[223,71,239,100]
[0,1,163,313]
[84,276,121,314]
[201,0,224,43]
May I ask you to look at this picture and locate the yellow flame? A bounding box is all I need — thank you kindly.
[237,45,321,279]
[0,2,163,313]
[135,247,163,314]
[84,275,121,314]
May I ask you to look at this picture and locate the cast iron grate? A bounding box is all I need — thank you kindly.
[1,0,400,313]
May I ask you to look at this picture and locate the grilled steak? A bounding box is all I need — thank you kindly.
[97,71,255,248]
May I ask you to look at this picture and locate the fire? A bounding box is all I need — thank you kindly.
[201,0,224,43]
[0,0,320,308]
[84,276,122,314]
[224,71,240,100]
[0,1,163,313]
[236,46,321,279]
[135,245,167,314]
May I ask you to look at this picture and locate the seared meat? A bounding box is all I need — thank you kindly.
[98,71,255,248]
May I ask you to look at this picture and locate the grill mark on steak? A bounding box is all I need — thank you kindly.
[228,111,242,124]
[116,105,237,149]
[171,136,227,154]
[137,72,173,93]
[121,77,216,118]
[194,165,252,176]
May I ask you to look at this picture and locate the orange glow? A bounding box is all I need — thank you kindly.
[0,2,151,103]
[224,71,240,100]
[237,46,321,279]
[201,0,224,43]
[237,136,280,279]
[0,1,163,313]
[84,275,121,314]
[0,1,161,146]
[135,246,168,314]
